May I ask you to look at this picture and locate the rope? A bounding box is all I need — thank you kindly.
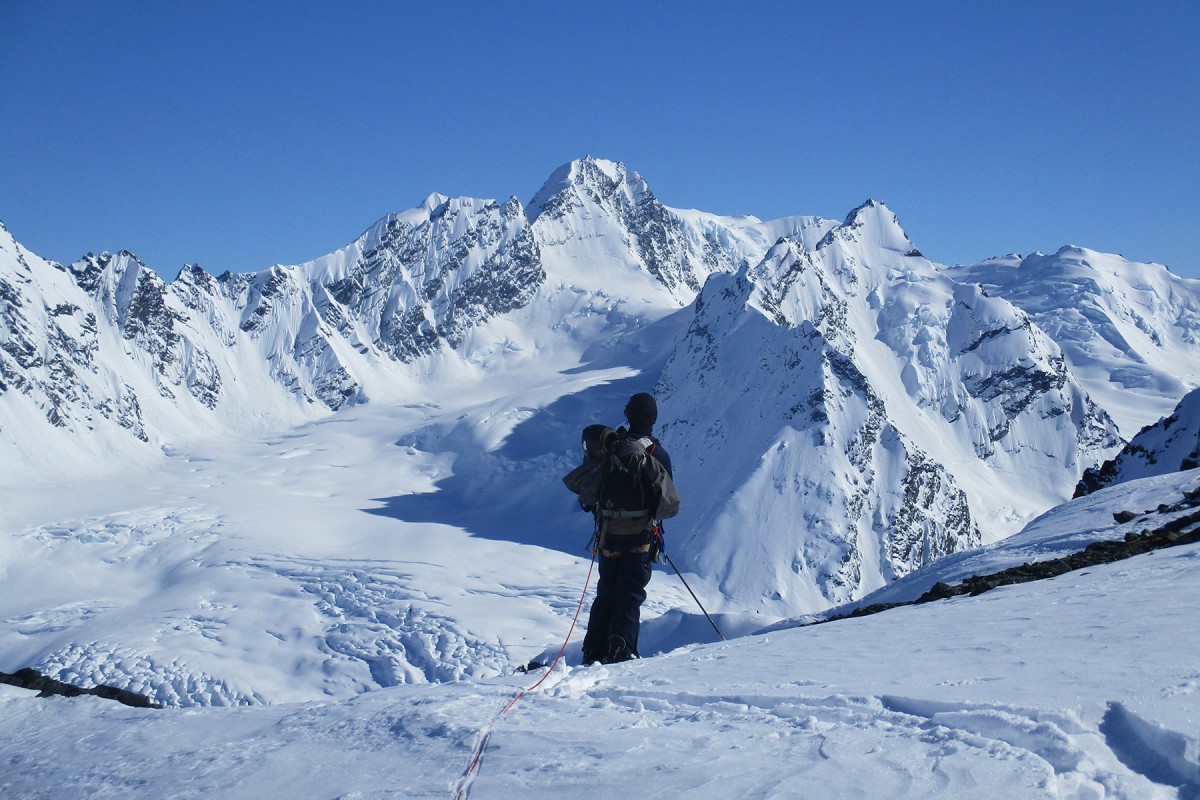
[452,551,597,800]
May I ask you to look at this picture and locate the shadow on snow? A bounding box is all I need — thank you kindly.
[362,308,692,559]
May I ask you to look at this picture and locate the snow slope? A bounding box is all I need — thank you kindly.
[0,368,768,707]
[1076,388,1200,497]
[947,249,1200,437]
[2,469,1196,799]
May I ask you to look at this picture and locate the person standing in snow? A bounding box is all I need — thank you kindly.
[576,392,678,664]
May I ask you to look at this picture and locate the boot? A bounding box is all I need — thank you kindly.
[605,634,634,663]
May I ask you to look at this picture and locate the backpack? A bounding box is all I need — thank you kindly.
[562,426,680,526]
[562,425,614,511]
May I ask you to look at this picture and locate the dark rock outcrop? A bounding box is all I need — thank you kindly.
[0,667,162,709]
[823,486,1200,624]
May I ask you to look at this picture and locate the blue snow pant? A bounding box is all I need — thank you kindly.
[582,546,653,663]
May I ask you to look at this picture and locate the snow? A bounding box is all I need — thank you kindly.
[947,248,1200,438]
[4,158,1200,798]
[1,467,1196,798]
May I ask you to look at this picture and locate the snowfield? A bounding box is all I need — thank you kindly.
[2,469,1197,799]
[3,157,1199,798]
[0,375,757,707]
[1,392,1197,798]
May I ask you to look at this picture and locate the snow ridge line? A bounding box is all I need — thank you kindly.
[819,491,1200,627]
[452,552,596,800]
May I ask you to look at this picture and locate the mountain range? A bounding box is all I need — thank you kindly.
[4,156,1200,616]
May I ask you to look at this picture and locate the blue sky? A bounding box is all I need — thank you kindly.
[2,1,1197,278]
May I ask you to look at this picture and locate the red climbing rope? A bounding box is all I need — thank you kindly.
[453,551,597,800]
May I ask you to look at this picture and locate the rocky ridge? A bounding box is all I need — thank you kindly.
[1075,387,1200,497]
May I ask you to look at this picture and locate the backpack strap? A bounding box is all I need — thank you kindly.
[598,508,652,519]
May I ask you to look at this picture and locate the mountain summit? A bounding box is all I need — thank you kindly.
[3,159,1200,615]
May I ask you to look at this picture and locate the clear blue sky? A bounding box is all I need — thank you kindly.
[2,1,1197,278]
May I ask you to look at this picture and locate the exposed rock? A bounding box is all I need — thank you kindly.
[0,667,162,709]
[1076,388,1200,497]
[824,491,1200,624]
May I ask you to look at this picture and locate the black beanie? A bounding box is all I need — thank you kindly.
[624,392,658,427]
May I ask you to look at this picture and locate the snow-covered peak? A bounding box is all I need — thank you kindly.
[526,157,839,305]
[526,156,650,223]
[65,250,157,332]
[947,247,1200,435]
[67,250,148,293]
[818,199,920,256]
[0,218,34,273]
[420,192,450,213]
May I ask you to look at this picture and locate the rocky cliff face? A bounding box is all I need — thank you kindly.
[655,201,1125,613]
[1075,388,1200,497]
[303,195,543,363]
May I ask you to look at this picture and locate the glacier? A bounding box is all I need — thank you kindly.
[3,156,1200,797]
[3,155,1200,700]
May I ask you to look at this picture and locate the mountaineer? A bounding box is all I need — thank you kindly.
[564,393,679,663]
